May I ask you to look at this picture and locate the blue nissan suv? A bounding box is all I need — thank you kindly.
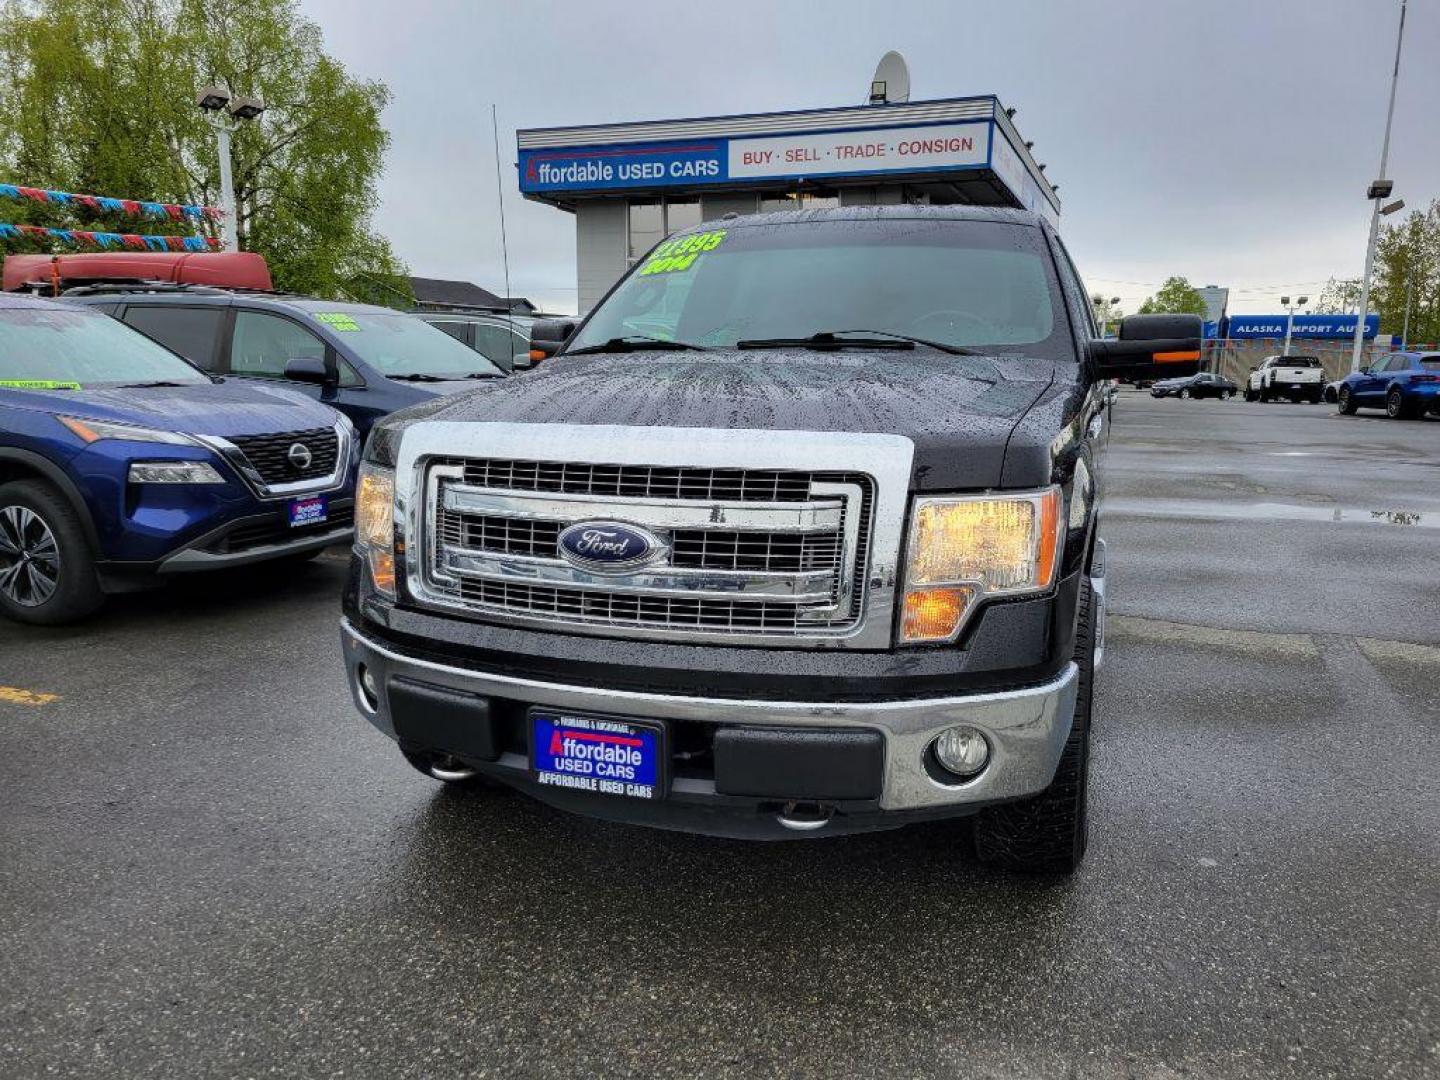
[0,294,357,624]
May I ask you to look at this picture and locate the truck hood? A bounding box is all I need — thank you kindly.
[411,349,1057,490]
[4,379,340,438]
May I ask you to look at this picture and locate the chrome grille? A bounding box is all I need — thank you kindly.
[461,459,815,502]
[419,456,874,641]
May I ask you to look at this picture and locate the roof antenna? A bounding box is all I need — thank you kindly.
[491,103,515,342]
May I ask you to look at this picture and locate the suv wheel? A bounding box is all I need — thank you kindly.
[1338,386,1357,415]
[973,578,1096,874]
[1387,387,1415,419]
[0,480,104,625]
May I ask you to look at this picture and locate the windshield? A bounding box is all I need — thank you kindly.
[304,309,503,378]
[0,305,210,388]
[568,218,1071,360]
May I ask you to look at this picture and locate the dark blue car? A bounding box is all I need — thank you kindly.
[67,290,504,438]
[1337,351,1440,419]
[0,294,357,624]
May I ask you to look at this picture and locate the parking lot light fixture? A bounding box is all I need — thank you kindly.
[195,84,265,252]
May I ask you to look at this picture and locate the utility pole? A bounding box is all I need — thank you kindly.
[1401,269,1413,349]
[1351,0,1408,373]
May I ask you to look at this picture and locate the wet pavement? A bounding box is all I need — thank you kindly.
[1,391,1437,1078]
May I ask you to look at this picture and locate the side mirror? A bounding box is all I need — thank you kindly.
[1090,314,1203,380]
[1359,367,1371,375]
[529,318,577,361]
[284,356,333,386]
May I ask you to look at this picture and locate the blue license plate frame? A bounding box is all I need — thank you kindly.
[288,494,328,528]
[529,710,666,801]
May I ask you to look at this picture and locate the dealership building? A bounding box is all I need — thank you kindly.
[516,95,1060,310]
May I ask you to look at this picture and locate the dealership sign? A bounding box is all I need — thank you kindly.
[1227,314,1379,340]
[519,120,994,194]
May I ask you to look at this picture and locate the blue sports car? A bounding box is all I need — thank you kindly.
[1336,352,1440,419]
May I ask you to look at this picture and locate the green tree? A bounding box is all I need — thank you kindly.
[1137,276,1208,317]
[1312,276,1362,315]
[0,0,403,296]
[1374,199,1440,346]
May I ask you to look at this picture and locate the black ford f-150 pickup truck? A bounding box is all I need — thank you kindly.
[341,206,1200,873]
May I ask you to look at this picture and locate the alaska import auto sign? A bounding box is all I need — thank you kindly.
[1227,314,1379,340]
[518,119,992,194]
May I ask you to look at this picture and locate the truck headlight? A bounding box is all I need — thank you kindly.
[355,463,397,598]
[900,487,1063,644]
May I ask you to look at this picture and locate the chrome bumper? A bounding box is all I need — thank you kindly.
[341,619,1078,813]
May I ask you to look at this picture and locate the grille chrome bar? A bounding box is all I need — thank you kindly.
[395,423,915,649]
[441,486,844,533]
[437,546,837,602]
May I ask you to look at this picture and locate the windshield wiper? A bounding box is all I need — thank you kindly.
[736,330,978,356]
[116,380,188,388]
[461,371,502,379]
[387,372,452,382]
[566,334,713,355]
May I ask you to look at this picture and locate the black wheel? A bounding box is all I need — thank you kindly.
[1179,388,1191,399]
[400,746,493,787]
[1220,389,1233,400]
[1259,387,1270,402]
[1338,386,1358,415]
[0,480,104,625]
[1244,387,1257,402]
[973,578,1095,874]
[1387,387,1416,419]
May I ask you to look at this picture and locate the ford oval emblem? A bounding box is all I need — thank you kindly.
[557,521,665,573]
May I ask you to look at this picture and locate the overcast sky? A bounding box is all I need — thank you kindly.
[300,0,1437,316]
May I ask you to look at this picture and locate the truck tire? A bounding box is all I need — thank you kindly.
[1244,386,1257,402]
[973,578,1095,874]
[0,479,104,626]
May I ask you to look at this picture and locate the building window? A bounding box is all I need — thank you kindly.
[758,189,840,213]
[628,198,706,262]
[628,200,664,260]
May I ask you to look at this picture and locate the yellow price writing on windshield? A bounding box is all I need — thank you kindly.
[638,229,727,276]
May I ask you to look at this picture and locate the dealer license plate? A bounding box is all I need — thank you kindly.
[288,495,328,527]
[530,711,664,800]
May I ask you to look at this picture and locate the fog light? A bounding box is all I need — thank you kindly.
[357,664,379,712]
[932,725,989,779]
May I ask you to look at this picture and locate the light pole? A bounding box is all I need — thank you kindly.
[1350,0,1408,373]
[1281,295,1309,356]
[195,85,266,252]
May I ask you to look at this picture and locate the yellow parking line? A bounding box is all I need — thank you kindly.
[0,686,59,705]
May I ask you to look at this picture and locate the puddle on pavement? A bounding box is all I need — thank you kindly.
[1108,499,1438,528]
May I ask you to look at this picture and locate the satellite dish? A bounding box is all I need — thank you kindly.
[869,51,911,105]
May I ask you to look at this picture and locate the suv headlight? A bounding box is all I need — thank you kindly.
[900,487,1063,644]
[59,416,195,446]
[355,463,397,598]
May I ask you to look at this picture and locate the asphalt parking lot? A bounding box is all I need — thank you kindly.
[2,392,1437,1079]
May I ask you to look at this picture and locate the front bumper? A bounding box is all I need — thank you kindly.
[340,618,1079,839]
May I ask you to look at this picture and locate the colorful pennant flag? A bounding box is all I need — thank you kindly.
[0,183,223,222]
[0,223,221,252]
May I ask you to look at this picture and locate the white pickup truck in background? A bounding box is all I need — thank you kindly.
[1245,354,1326,403]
